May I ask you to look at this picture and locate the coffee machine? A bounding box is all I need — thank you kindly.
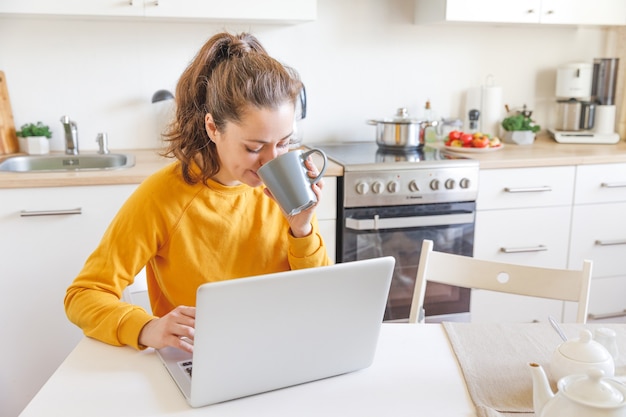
[550,58,620,144]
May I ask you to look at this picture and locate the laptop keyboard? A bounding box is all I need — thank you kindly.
[178,360,193,379]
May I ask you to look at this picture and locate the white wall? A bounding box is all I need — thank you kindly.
[0,0,612,152]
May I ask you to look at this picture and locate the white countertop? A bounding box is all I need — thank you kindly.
[19,324,475,417]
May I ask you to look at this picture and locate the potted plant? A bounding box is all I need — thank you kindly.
[501,109,540,145]
[16,121,52,154]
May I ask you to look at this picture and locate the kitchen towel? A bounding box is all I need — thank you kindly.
[481,84,503,137]
[442,322,626,417]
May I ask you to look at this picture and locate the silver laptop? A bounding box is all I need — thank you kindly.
[156,256,395,408]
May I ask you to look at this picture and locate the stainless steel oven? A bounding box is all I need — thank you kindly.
[312,142,479,322]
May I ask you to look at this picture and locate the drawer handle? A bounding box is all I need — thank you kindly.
[20,208,82,217]
[588,309,626,320]
[601,182,626,189]
[595,239,626,246]
[503,186,552,193]
[500,245,547,253]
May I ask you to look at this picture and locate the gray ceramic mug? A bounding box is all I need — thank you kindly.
[258,148,328,215]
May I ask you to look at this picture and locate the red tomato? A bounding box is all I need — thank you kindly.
[460,133,474,145]
[472,136,490,148]
[448,130,462,141]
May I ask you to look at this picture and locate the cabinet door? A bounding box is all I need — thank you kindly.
[0,0,142,16]
[586,275,626,322]
[475,206,571,268]
[575,163,626,205]
[541,0,626,25]
[477,166,575,210]
[472,206,571,323]
[415,0,541,24]
[569,202,626,278]
[0,184,137,417]
[142,0,316,22]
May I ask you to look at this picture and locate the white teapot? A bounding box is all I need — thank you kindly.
[530,362,626,417]
[551,329,614,382]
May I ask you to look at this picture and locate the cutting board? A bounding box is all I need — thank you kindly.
[0,71,19,155]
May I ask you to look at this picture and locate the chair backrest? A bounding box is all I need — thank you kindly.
[408,239,593,324]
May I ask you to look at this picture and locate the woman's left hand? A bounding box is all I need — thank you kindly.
[263,156,323,238]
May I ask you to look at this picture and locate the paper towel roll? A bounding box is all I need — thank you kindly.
[481,85,503,137]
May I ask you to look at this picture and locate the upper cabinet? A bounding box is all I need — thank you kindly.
[415,0,626,26]
[0,0,317,23]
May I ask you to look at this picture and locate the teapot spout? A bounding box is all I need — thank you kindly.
[529,362,555,416]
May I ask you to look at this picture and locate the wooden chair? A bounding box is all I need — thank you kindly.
[408,239,593,324]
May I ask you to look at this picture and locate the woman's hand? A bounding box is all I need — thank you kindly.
[138,305,196,353]
[263,156,324,238]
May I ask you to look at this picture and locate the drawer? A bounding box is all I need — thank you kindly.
[575,163,626,205]
[586,275,626,322]
[474,206,571,268]
[477,166,575,210]
[569,201,626,277]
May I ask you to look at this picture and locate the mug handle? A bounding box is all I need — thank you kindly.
[300,148,328,184]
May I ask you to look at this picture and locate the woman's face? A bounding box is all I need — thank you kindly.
[206,102,295,187]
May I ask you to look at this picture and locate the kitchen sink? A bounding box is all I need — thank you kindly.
[0,153,135,172]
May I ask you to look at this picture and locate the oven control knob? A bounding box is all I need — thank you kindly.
[430,179,440,190]
[408,180,420,192]
[460,178,471,189]
[445,179,455,189]
[355,182,369,195]
[387,181,399,193]
[371,181,384,194]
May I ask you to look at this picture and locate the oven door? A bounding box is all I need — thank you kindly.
[340,202,475,322]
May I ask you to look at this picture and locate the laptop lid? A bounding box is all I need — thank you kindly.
[157,256,395,408]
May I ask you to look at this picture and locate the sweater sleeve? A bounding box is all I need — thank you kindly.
[64,173,169,350]
[287,215,332,269]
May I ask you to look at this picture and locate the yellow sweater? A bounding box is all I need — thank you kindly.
[65,161,330,349]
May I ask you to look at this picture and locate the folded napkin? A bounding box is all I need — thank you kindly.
[442,322,626,417]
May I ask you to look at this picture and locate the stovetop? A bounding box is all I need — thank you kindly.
[310,141,477,172]
[309,141,480,208]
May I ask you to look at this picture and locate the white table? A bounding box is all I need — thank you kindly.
[19,324,476,417]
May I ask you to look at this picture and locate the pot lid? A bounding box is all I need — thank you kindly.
[561,369,625,407]
[369,108,421,125]
[558,329,611,363]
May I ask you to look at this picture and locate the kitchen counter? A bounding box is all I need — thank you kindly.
[0,149,344,189]
[436,134,626,169]
[2,136,626,188]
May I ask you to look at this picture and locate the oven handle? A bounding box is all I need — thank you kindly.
[345,213,475,231]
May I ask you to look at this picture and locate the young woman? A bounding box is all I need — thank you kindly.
[65,32,330,354]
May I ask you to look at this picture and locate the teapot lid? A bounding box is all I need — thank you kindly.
[558,329,611,363]
[561,369,625,407]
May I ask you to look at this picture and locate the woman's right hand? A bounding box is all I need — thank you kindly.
[138,305,196,353]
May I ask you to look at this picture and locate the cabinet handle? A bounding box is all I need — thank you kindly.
[601,182,626,188]
[20,208,82,217]
[545,10,554,15]
[503,186,552,193]
[526,9,535,14]
[588,309,626,320]
[595,238,626,246]
[500,245,547,253]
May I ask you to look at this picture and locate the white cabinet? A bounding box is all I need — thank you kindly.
[472,166,576,323]
[317,176,337,264]
[0,184,138,417]
[415,0,626,26]
[0,0,316,22]
[569,163,626,322]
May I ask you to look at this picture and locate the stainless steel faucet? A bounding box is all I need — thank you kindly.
[60,115,79,155]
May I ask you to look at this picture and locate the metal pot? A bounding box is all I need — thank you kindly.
[368,108,438,150]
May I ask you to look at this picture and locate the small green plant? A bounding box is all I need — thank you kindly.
[16,122,52,138]
[501,114,540,133]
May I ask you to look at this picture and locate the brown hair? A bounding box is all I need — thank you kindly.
[163,32,303,185]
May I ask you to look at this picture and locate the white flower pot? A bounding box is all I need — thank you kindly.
[502,130,535,145]
[18,136,50,155]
